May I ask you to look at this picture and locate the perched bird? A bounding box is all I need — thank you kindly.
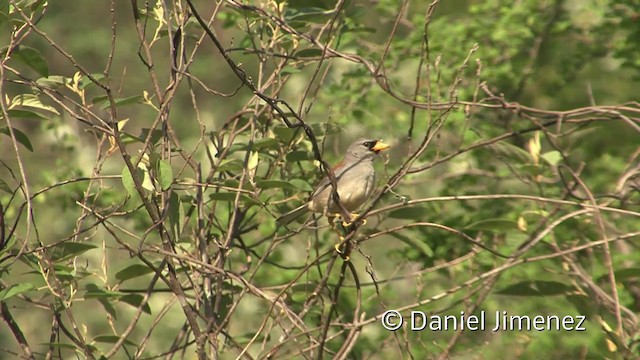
[277,138,390,226]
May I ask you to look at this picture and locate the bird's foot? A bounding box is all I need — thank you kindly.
[334,238,350,261]
[329,213,366,227]
[341,213,367,227]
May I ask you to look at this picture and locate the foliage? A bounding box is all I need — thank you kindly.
[0,0,639,359]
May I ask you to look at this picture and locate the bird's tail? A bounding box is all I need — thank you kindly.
[276,204,309,226]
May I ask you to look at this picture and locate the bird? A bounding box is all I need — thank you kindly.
[276,138,390,226]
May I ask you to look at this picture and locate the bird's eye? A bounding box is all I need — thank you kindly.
[363,141,373,148]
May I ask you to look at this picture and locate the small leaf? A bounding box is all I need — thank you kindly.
[120,132,143,145]
[168,192,183,240]
[216,158,243,172]
[286,150,314,162]
[296,48,323,58]
[528,132,541,164]
[517,216,527,232]
[13,45,48,76]
[256,180,296,190]
[156,159,173,190]
[84,284,125,298]
[100,95,144,110]
[248,151,259,171]
[115,264,154,282]
[465,219,519,232]
[36,75,67,89]
[6,109,46,119]
[138,128,163,145]
[10,94,59,115]
[52,243,97,261]
[121,166,145,197]
[281,66,300,75]
[252,138,279,150]
[288,179,313,192]
[0,127,33,151]
[91,95,108,106]
[496,280,574,296]
[272,126,298,142]
[96,297,117,319]
[0,178,12,193]
[79,73,106,89]
[39,343,77,350]
[0,283,35,301]
[541,150,562,166]
[119,294,151,314]
[209,192,260,206]
[112,94,144,107]
[93,335,137,346]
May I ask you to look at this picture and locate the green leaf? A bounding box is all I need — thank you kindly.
[256,180,297,190]
[281,66,300,75]
[0,127,33,151]
[96,297,117,319]
[36,75,67,89]
[541,150,562,166]
[252,138,280,150]
[0,283,35,301]
[121,166,144,197]
[216,158,243,172]
[119,294,151,314]
[115,264,154,282]
[84,284,125,298]
[94,94,142,109]
[10,94,59,115]
[0,178,12,193]
[465,219,520,232]
[120,132,143,145]
[138,128,163,145]
[168,191,183,240]
[288,178,313,192]
[156,159,173,190]
[272,126,298,142]
[248,151,259,171]
[295,48,323,58]
[286,150,314,162]
[13,45,48,76]
[6,109,46,119]
[496,280,574,296]
[52,243,98,261]
[91,95,108,106]
[284,7,331,20]
[209,192,261,206]
[79,73,107,89]
[38,343,78,350]
[93,335,137,346]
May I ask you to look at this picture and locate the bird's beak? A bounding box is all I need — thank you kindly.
[371,141,390,153]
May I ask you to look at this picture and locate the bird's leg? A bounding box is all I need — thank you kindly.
[327,214,352,260]
[328,214,344,238]
[334,237,351,260]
